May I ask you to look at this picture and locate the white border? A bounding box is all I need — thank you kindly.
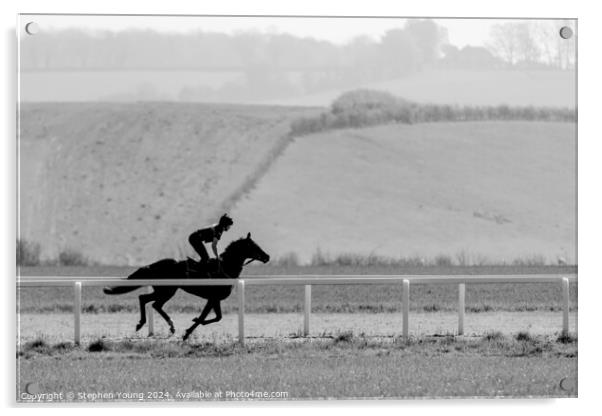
[3,0,599,413]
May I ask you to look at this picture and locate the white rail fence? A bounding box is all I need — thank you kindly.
[18,275,576,345]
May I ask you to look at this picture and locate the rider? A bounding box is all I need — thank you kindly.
[188,213,233,272]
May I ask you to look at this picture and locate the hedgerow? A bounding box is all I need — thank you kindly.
[289,89,575,137]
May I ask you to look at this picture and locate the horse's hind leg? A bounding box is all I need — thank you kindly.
[136,292,154,332]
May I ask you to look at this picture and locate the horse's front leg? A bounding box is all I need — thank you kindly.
[196,301,222,326]
[183,300,214,341]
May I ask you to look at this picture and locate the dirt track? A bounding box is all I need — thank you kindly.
[18,310,577,344]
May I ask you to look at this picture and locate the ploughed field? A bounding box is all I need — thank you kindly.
[20,103,576,267]
[232,121,576,264]
[18,102,319,264]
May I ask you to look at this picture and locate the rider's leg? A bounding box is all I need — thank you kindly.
[198,245,210,265]
[189,234,209,263]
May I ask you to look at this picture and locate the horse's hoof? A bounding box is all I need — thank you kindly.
[169,327,175,335]
[135,322,144,331]
[182,333,190,341]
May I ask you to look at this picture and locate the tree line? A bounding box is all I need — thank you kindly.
[21,19,574,74]
[20,20,574,102]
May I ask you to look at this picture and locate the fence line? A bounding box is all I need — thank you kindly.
[304,285,311,337]
[17,274,576,345]
[458,283,466,335]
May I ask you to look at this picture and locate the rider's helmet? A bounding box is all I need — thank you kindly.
[218,213,234,228]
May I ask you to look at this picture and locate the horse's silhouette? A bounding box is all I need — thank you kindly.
[103,233,269,340]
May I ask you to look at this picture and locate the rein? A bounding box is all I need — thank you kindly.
[215,258,256,280]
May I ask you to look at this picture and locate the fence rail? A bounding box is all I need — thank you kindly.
[17,274,576,345]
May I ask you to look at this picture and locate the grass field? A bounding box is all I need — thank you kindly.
[20,70,245,102]
[22,69,575,108]
[231,121,576,264]
[17,333,577,401]
[265,69,576,108]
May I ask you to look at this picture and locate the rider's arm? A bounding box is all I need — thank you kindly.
[211,238,219,259]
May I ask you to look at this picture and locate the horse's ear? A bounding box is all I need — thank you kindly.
[247,232,251,239]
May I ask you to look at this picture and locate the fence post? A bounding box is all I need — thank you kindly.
[146,286,154,336]
[304,285,311,336]
[458,283,465,335]
[238,280,245,345]
[562,277,570,336]
[402,279,410,338]
[73,281,81,345]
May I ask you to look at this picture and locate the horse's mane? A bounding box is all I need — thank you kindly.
[221,237,247,257]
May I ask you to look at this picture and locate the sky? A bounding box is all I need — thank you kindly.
[18,14,513,48]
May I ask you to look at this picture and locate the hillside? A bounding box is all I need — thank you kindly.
[229,121,576,264]
[263,70,576,108]
[18,103,319,264]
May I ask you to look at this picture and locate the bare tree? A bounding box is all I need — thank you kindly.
[531,21,557,67]
[490,20,575,69]
[489,23,521,66]
[556,19,576,70]
[514,23,540,64]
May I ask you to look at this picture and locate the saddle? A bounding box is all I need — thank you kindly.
[185,257,222,278]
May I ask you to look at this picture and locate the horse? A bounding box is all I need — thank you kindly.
[103,233,269,340]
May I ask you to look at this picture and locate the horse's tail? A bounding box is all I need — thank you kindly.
[102,268,143,294]
[103,260,175,295]
[103,285,140,295]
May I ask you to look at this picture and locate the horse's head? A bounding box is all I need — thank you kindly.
[241,232,270,264]
[221,233,270,268]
